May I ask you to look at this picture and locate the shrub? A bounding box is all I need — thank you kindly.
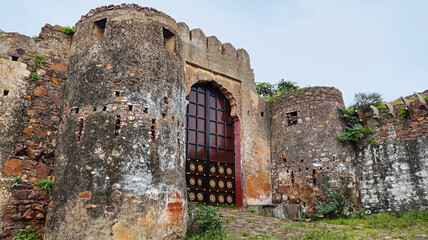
[0,29,5,34]
[186,203,224,237]
[335,124,371,142]
[314,180,353,218]
[397,106,410,119]
[12,227,41,240]
[37,178,54,195]
[338,107,358,125]
[61,26,75,36]
[350,92,383,112]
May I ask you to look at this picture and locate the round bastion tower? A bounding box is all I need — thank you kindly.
[45,5,186,239]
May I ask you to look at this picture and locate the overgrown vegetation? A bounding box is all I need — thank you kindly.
[61,26,75,36]
[0,29,5,34]
[256,79,299,100]
[350,92,383,112]
[335,107,372,143]
[397,106,410,119]
[29,72,42,81]
[29,53,45,81]
[12,227,41,240]
[37,178,54,195]
[33,53,45,67]
[314,180,355,218]
[335,123,371,142]
[186,203,224,238]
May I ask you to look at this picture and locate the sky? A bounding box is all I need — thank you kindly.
[1,0,427,106]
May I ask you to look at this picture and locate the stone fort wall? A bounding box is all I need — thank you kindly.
[269,87,358,213]
[0,3,272,239]
[0,3,427,239]
[0,25,70,238]
[356,91,428,213]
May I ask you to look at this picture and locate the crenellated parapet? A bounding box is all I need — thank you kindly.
[177,22,254,87]
[364,90,428,143]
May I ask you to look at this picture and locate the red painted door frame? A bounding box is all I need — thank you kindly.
[232,116,243,208]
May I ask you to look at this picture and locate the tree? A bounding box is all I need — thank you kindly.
[350,92,383,112]
[277,79,298,92]
[256,82,276,98]
[256,79,299,99]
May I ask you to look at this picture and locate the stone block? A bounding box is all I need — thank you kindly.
[2,158,24,176]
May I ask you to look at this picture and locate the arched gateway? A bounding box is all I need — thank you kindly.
[185,83,238,206]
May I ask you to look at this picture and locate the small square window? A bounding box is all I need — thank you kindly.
[91,18,107,41]
[163,27,175,54]
[286,111,298,125]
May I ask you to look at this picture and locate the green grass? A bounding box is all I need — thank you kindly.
[302,227,350,240]
[191,209,428,239]
[184,230,238,240]
[319,210,428,229]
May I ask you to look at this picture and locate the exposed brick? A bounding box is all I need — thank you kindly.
[34,86,48,96]
[48,64,68,72]
[2,158,24,176]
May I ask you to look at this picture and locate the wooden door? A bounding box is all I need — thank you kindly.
[185,83,235,205]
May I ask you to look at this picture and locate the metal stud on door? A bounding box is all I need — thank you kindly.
[185,83,235,205]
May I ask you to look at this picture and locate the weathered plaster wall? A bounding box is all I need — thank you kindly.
[0,59,30,231]
[45,6,187,239]
[270,87,358,213]
[177,23,272,206]
[0,26,70,238]
[357,92,428,213]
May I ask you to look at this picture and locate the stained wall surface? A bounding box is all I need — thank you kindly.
[0,59,30,230]
[270,87,358,213]
[177,23,272,206]
[45,6,187,240]
[0,27,70,238]
[357,93,428,213]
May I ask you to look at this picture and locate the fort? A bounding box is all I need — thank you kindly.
[0,4,426,239]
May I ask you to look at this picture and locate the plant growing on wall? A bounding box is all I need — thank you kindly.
[314,180,353,218]
[11,176,21,188]
[37,178,54,195]
[12,227,41,240]
[0,29,5,33]
[33,53,45,68]
[336,124,372,142]
[29,72,42,81]
[336,108,372,143]
[61,26,75,36]
[28,53,45,81]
